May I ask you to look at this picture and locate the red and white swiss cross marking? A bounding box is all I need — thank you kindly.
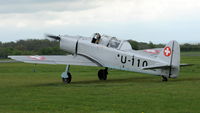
[163,46,171,56]
[28,56,46,60]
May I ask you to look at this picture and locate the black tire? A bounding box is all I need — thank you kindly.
[162,76,168,82]
[62,72,72,83]
[98,69,107,80]
[98,69,104,80]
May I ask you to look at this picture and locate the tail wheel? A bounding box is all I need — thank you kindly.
[162,76,168,82]
[98,69,108,80]
[62,72,72,83]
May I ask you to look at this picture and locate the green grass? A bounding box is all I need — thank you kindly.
[181,51,200,56]
[0,53,200,113]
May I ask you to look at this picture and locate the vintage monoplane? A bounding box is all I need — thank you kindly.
[9,33,181,83]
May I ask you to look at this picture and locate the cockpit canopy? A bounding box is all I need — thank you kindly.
[91,33,132,51]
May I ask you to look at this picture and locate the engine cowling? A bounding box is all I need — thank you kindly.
[60,37,78,54]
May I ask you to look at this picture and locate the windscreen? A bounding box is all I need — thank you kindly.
[108,37,121,49]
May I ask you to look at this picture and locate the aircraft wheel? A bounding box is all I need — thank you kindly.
[62,72,72,83]
[98,69,107,80]
[162,76,168,82]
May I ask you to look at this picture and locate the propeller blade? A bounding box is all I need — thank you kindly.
[46,34,61,41]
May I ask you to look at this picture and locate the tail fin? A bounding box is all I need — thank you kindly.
[157,40,180,78]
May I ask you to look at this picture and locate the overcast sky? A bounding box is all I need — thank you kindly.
[0,0,200,43]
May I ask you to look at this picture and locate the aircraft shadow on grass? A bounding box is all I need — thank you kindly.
[26,76,200,87]
[72,76,157,84]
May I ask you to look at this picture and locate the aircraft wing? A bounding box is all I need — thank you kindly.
[8,55,99,66]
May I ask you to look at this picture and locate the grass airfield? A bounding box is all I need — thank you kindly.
[0,52,200,113]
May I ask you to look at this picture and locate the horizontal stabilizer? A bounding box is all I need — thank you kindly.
[142,64,170,70]
[180,64,194,67]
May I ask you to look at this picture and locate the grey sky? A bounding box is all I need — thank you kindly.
[0,0,98,13]
[0,0,200,43]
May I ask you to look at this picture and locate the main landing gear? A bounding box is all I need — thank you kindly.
[162,76,168,82]
[61,65,72,84]
[98,68,108,80]
[61,66,109,84]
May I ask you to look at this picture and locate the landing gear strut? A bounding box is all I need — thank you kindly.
[98,68,108,80]
[61,65,72,84]
[162,76,168,82]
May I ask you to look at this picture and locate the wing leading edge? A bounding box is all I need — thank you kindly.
[8,55,99,66]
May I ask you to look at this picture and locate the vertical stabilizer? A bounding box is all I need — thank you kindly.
[157,40,180,78]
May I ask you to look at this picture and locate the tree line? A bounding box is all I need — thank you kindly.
[128,40,200,52]
[0,39,199,58]
[0,39,66,58]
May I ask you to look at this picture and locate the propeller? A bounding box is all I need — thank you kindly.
[46,34,61,41]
